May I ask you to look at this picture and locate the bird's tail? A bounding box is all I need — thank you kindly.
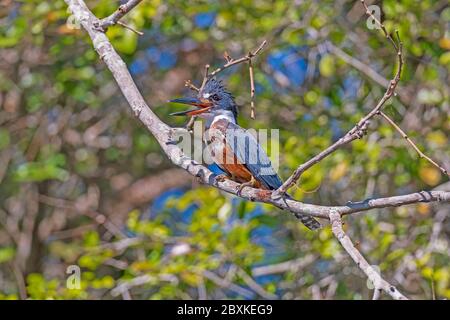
[285,194,321,230]
[294,213,321,230]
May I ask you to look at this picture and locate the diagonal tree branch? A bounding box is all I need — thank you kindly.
[379,111,449,177]
[329,210,408,300]
[325,2,416,299]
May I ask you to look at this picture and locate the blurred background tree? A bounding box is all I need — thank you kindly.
[0,0,449,299]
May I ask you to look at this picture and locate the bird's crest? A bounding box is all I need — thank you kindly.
[201,78,238,120]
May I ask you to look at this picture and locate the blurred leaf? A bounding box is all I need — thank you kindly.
[419,165,441,186]
[0,247,15,264]
[319,54,335,77]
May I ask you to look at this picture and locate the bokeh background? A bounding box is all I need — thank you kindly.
[0,0,449,299]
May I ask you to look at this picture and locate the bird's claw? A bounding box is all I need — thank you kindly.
[236,184,248,197]
[236,177,257,197]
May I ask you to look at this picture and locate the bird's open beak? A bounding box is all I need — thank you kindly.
[168,97,212,116]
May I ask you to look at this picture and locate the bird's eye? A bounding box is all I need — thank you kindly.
[212,94,220,101]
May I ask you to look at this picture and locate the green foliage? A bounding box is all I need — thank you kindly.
[0,247,15,264]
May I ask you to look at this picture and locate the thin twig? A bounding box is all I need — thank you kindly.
[223,51,233,63]
[361,0,399,52]
[117,21,143,36]
[96,0,143,30]
[183,80,200,130]
[248,58,256,119]
[185,80,200,92]
[208,40,267,78]
[184,116,197,131]
[329,210,408,300]
[379,111,449,177]
[199,64,210,92]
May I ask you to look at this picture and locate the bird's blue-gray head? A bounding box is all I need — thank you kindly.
[169,78,238,123]
[201,78,238,120]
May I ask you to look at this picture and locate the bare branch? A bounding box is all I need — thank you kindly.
[379,111,449,177]
[199,64,210,92]
[223,51,232,63]
[360,0,400,54]
[184,116,197,132]
[329,210,408,300]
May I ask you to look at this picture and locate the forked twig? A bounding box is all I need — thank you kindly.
[94,0,143,35]
[185,40,267,119]
[184,80,200,92]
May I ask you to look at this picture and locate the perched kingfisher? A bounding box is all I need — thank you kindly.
[169,78,320,230]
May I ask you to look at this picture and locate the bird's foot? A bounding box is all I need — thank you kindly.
[236,177,257,197]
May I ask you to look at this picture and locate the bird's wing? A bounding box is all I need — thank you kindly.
[225,122,321,230]
[225,122,283,190]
